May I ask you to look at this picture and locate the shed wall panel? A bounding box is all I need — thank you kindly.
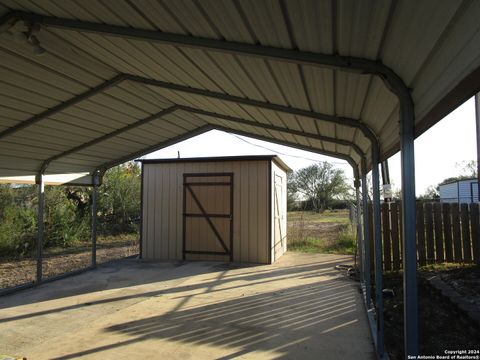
[142,159,277,263]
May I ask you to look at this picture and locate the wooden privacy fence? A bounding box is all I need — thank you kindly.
[367,202,480,271]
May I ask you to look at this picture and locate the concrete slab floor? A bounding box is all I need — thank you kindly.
[0,253,374,359]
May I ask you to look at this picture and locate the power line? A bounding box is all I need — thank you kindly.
[228,133,349,166]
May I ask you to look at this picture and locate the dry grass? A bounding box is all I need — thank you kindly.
[287,210,356,254]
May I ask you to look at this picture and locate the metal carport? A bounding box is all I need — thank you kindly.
[0,1,479,358]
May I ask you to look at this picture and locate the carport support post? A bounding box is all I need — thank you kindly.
[400,97,418,357]
[91,173,99,268]
[372,153,385,358]
[476,93,480,199]
[35,173,45,283]
[354,178,363,282]
[361,170,371,308]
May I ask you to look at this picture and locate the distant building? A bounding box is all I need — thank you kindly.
[439,179,479,203]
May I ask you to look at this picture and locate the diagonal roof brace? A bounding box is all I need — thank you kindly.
[0,74,125,141]
[40,105,179,173]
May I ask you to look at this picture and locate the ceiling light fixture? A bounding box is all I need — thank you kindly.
[6,21,46,57]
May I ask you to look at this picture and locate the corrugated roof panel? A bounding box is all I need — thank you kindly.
[284,0,332,54]
[234,106,271,126]
[412,1,480,120]
[37,30,116,78]
[0,2,9,15]
[205,52,268,100]
[336,144,352,157]
[0,118,19,129]
[0,46,87,93]
[195,0,255,43]
[322,142,336,153]
[235,57,289,106]
[126,0,187,33]
[0,81,58,108]
[2,0,46,14]
[0,37,105,87]
[0,142,58,159]
[180,49,247,97]
[292,133,308,145]
[0,64,74,101]
[96,0,156,29]
[302,66,335,115]
[236,0,291,48]
[267,60,310,110]
[335,72,371,119]
[165,112,207,130]
[0,96,36,119]
[361,77,398,135]
[42,0,99,21]
[336,0,392,59]
[0,155,45,171]
[0,1,478,177]
[159,0,221,39]
[105,88,172,115]
[270,109,302,131]
[382,0,462,85]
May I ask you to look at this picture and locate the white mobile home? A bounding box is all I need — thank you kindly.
[439,179,479,203]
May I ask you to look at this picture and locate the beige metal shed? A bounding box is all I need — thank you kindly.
[140,156,290,264]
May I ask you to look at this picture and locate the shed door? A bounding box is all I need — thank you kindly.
[183,173,233,261]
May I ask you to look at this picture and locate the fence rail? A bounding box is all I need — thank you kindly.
[368,202,480,271]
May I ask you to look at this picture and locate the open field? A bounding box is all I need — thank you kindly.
[287,210,356,255]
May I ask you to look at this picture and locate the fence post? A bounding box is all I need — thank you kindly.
[416,203,426,267]
[461,204,472,262]
[451,203,462,261]
[442,203,453,262]
[433,203,444,263]
[425,203,435,263]
[470,203,480,265]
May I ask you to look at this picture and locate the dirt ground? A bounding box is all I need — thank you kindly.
[0,243,138,289]
[382,267,480,359]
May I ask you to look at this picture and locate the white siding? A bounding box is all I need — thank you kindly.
[440,180,479,203]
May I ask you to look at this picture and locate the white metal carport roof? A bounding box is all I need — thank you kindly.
[1,1,480,358]
[0,0,479,181]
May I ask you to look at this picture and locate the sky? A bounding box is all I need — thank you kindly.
[144,97,478,196]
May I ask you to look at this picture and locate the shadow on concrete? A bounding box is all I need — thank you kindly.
[52,278,369,359]
[0,255,352,313]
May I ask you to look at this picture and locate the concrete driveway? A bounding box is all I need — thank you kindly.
[0,253,374,359]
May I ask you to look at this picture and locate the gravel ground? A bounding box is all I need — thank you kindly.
[0,244,138,289]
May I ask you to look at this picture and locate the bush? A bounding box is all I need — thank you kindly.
[0,163,141,258]
[44,186,90,247]
[0,206,37,258]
